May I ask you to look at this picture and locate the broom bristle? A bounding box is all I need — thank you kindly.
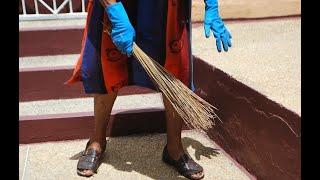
[132,43,220,131]
[103,23,220,132]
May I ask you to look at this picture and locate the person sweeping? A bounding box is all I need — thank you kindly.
[66,0,232,179]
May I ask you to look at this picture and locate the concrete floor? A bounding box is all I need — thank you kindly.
[19,130,254,180]
[192,18,301,115]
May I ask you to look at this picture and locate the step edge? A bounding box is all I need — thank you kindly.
[19,107,165,121]
[19,65,74,72]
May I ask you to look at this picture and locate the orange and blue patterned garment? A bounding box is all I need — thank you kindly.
[66,0,194,94]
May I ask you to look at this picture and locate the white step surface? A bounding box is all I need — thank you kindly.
[19,130,254,180]
[19,93,164,117]
[19,54,78,69]
[19,19,86,30]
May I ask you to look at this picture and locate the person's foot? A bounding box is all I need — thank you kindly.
[165,145,204,180]
[77,139,106,177]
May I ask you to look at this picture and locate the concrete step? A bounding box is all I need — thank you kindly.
[192,17,301,115]
[19,19,86,30]
[19,67,80,102]
[19,54,77,68]
[19,25,83,57]
[19,130,255,179]
[19,92,184,144]
[19,55,301,179]
[18,53,162,101]
[19,54,80,101]
[20,93,164,117]
[192,56,301,180]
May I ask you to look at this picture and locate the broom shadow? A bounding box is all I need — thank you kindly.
[70,136,220,179]
[182,136,220,160]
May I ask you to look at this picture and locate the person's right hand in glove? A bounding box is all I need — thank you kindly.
[103,0,135,56]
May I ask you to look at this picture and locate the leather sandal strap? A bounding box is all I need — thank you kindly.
[77,140,106,172]
[178,154,203,176]
[77,149,103,170]
[162,145,203,179]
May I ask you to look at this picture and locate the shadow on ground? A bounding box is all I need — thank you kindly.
[70,135,220,179]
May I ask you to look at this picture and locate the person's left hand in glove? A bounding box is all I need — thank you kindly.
[204,0,232,52]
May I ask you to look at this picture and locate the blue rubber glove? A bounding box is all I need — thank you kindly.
[204,0,232,52]
[105,2,135,56]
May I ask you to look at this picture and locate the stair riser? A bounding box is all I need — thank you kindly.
[19,28,83,57]
[19,110,190,144]
[19,68,159,101]
[19,114,93,144]
[193,57,300,180]
[19,68,87,102]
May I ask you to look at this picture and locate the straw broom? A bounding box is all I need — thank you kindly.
[103,23,221,132]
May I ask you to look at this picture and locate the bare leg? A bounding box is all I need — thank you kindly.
[163,94,184,159]
[163,94,204,179]
[79,92,117,176]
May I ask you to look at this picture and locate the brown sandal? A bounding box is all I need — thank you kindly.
[77,140,106,177]
[162,145,204,180]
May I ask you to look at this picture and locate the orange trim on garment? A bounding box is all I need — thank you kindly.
[164,0,190,86]
[100,15,129,93]
[65,0,94,85]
